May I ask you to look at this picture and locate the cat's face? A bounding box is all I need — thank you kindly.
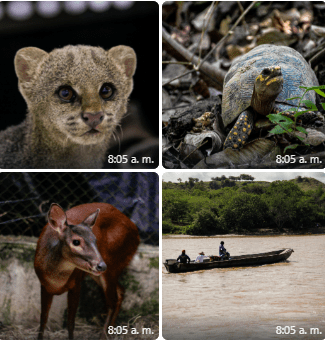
[15,45,136,146]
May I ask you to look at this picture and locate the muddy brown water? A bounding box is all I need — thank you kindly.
[162,235,325,340]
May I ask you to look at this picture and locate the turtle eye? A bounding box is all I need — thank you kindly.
[58,86,76,103]
[262,69,271,76]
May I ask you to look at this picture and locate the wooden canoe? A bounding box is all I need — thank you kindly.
[163,248,294,273]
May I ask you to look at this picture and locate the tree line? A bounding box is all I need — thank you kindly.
[163,177,325,235]
[165,174,255,191]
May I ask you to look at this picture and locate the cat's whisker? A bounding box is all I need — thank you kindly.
[116,124,124,140]
[112,131,117,142]
[112,130,121,154]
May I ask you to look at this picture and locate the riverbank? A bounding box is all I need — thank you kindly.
[163,227,325,238]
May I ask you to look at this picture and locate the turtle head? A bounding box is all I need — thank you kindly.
[255,66,283,97]
[252,66,284,115]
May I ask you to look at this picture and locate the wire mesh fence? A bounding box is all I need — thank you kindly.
[0,172,159,245]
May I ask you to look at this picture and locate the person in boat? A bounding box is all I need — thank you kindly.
[219,241,230,260]
[195,251,209,263]
[177,250,191,264]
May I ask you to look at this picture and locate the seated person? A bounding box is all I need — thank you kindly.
[195,251,209,263]
[177,249,191,264]
[219,241,230,259]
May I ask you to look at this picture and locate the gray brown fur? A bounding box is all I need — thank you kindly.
[0,45,136,169]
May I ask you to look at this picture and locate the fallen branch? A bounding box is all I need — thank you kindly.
[162,1,257,90]
[309,47,325,69]
[199,1,257,70]
[162,26,226,89]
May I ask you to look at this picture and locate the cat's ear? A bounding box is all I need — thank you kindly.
[14,47,48,83]
[107,46,136,78]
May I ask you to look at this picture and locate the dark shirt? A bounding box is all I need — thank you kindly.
[177,254,191,264]
[219,244,226,256]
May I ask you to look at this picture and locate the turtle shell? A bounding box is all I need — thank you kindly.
[222,44,319,128]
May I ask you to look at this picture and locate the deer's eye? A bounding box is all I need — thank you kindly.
[73,240,81,246]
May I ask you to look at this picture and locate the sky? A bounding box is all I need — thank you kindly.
[162,171,325,183]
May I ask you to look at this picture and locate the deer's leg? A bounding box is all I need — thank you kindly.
[99,277,125,339]
[38,285,54,340]
[112,283,125,325]
[106,283,125,326]
[67,283,82,340]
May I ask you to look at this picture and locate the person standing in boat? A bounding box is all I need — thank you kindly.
[177,250,191,264]
[219,241,230,259]
[195,251,209,263]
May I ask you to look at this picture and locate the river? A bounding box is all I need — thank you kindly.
[162,235,325,340]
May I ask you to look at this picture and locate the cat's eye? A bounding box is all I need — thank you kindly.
[73,240,80,246]
[58,87,76,102]
[100,83,116,100]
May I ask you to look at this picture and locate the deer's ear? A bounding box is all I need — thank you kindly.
[48,203,67,234]
[82,209,100,229]
[107,46,136,78]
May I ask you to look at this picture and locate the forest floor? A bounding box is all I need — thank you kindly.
[163,1,325,169]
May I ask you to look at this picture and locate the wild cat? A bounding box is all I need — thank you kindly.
[0,45,136,169]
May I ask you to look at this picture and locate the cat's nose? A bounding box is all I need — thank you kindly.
[81,112,104,129]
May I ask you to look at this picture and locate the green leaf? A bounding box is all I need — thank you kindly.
[269,125,286,134]
[301,99,318,111]
[299,85,325,91]
[296,136,305,142]
[286,96,301,101]
[284,126,293,132]
[279,116,294,124]
[279,124,293,132]
[267,113,278,121]
[321,103,325,110]
[268,113,294,124]
[284,144,299,153]
[314,89,325,97]
[296,126,308,134]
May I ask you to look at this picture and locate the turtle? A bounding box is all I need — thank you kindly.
[221,44,324,150]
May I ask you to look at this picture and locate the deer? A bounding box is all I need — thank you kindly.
[34,202,140,340]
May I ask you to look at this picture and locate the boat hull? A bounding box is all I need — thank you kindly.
[163,249,294,273]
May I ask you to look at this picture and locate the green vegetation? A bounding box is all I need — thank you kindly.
[267,85,325,153]
[0,243,35,269]
[1,297,11,325]
[75,270,158,327]
[163,176,325,235]
[149,257,159,269]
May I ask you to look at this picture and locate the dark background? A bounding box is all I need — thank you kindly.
[0,1,158,169]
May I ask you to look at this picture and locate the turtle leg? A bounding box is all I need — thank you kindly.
[274,105,324,126]
[223,110,254,150]
[294,110,323,126]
